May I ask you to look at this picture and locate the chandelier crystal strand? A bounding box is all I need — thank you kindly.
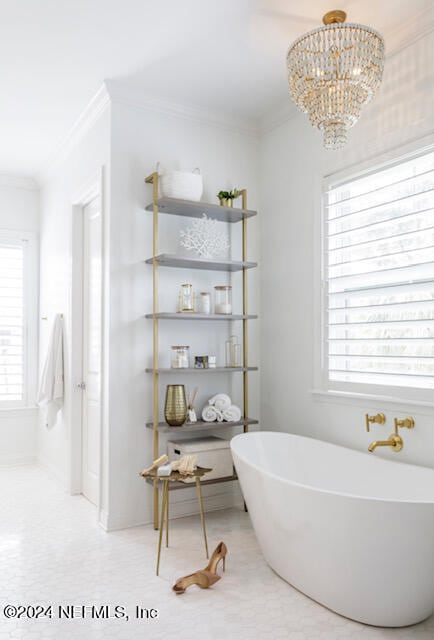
[287,11,385,150]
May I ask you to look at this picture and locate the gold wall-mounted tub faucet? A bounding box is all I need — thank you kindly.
[368,434,403,453]
[368,416,415,453]
[365,413,386,432]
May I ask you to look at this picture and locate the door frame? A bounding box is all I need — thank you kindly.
[69,168,106,519]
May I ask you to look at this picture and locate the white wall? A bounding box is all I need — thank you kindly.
[0,179,39,233]
[106,99,260,529]
[260,31,434,468]
[0,180,39,465]
[38,106,110,489]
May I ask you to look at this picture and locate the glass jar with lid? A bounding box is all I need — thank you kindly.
[171,345,190,369]
[214,285,232,314]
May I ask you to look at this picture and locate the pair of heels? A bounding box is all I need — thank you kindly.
[172,541,227,595]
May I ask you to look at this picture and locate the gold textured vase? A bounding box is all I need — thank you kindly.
[164,384,188,427]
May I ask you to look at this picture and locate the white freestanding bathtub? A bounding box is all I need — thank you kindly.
[231,431,434,627]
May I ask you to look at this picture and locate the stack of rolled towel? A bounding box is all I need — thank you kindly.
[201,394,242,423]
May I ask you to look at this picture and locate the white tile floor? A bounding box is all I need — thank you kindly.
[0,464,433,640]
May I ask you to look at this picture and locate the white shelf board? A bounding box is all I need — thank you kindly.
[145,254,257,272]
[145,313,258,321]
[145,366,258,373]
[145,196,257,223]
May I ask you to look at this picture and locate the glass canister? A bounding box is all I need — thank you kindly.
[199,291,211,314]
[214,285,232,314]
[164,384,188,427]
[226,335,241,367]
[171,345,190,369]
[178,283,194,312]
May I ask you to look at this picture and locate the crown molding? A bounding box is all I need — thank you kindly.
[105,80,259,138]
[385,4,434,57]
[37,83,111,185]
[0,174,38,190]
[37,80,259,185]
[259,100,299,135]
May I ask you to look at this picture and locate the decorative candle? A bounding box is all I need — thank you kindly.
[199,291,211,314]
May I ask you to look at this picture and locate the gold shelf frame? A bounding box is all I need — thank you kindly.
[144,174,255,529]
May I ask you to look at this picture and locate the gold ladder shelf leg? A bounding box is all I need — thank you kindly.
[241,189,249,513]
[156,480,168,576]
[196,477,209,559]
[146,171,160,530]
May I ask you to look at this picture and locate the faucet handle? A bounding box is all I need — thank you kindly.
[365,413,386,432]
[394,416,415,431]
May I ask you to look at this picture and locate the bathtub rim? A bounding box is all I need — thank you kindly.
[231,431,434,506]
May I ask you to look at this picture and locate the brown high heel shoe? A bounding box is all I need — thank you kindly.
[172,570,220,595]
[205,541,227,575]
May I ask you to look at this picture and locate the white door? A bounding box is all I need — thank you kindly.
[81,196,102,505]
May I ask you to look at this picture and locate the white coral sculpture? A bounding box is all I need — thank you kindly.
[179,214,230,259]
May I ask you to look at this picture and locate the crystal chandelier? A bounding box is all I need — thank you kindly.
[286,10,385,150]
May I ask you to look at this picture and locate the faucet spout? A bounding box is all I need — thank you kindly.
[368,434,403,453]
[368,439,389,452]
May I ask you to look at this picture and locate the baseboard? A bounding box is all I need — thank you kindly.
[101,488,244,532]
[98,508,110,531]
[0,455,37,466]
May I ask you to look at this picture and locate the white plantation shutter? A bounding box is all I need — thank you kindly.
[0,235,27,404]
[324,148,434,392]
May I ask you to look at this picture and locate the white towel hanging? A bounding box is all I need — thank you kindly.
[37,314,64,428]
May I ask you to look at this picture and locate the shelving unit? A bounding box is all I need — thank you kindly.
[144,173,258,528]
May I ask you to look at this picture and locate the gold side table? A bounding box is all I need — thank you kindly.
[146,467,211,575]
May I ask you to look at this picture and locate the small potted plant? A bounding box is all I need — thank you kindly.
[217,188,242,208]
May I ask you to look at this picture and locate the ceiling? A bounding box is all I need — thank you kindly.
[1,0,433,178]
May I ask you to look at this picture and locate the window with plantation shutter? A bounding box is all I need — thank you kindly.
[0,234,28,405]
[323,148,434,393]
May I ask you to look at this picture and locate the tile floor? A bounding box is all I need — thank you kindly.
[0,464,433,640]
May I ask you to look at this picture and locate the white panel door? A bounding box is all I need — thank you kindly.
[81,196,102,505]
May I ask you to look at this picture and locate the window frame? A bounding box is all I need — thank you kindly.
[0,229,38,409]
[317,144,434,406]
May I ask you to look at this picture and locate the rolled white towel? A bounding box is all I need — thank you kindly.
[208,393,231,412]
[216,408,224,422]
[223,405,242,422]
[202,405,218,422]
